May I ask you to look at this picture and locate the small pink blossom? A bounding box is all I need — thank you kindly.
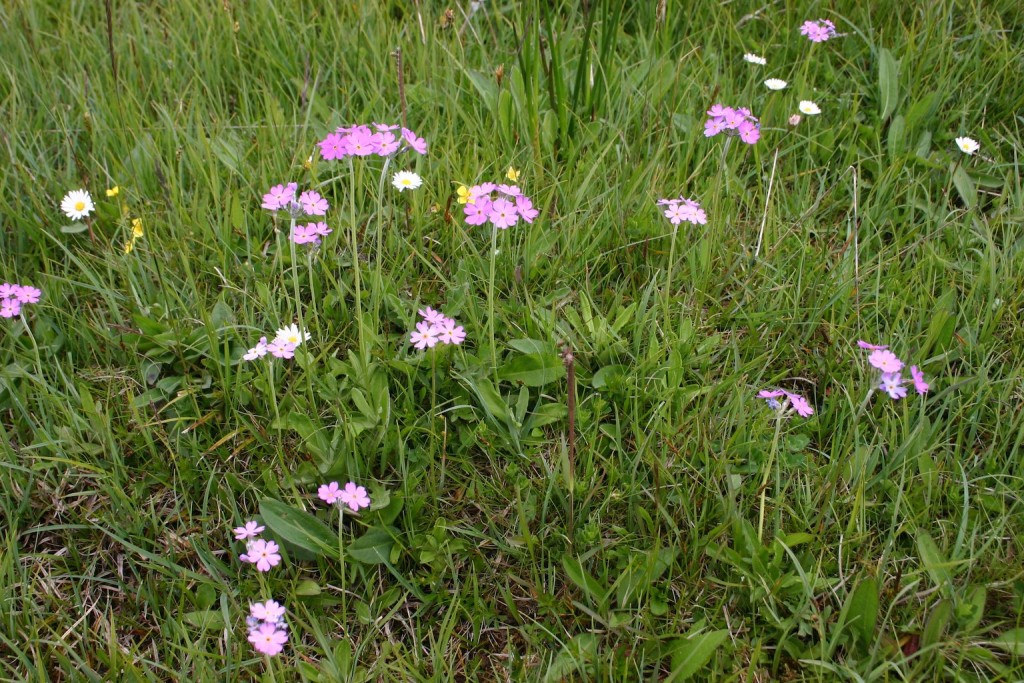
[240,539,282,572]
[436,319,466,345]
[345,128,377,156]
[318,481,343,505]
[262,183,297,211]
[410,321,439,349]
[338,482,371,511]
[515,195,539,223]
[868,349,903,374]
[786,391,814,417]
[879,373,907,399]
[248,622,288,656]
[233,521,265,540]
[266,339,297,359]
[464,197,493,226]
[489,198,519,229]
[298,191,329,216]
[496,184,522,197]
[910,366,929,395]
[737,120,761,144]
[243,336,268,361]
[318,133,347,160]
[250,600,286,624]
[14,286,41,304]
[376,132,400,155]
[800,18,837,43]
[401,127,428,154]
[0,300,21,318]
[418,307,446,325]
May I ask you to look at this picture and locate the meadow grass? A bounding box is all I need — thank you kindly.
[2,0,1024,680]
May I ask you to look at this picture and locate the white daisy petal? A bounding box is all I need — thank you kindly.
[61,189,95,220]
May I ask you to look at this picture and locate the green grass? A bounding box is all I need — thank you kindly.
[2,0,1024,680]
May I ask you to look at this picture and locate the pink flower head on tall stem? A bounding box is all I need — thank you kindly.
[338,482,371,511]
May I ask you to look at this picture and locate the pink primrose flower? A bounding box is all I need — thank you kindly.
[233,520,265,540]
[299,191,329,216]
[410,320,440,349]
[240,539,282,572]
[879,373,907,399]
[338,482,371,511]
[318,481,343,505]
[250,600,286,624]
[489,198,519,229]
[910,366,929,395]
[868,349,903,374]
[248,622,288,656]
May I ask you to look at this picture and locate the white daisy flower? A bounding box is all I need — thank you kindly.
[743,53,767,66]
[392,171,423,192]
[955,137,979,155]
[273,324,310,346]
[798,100,821,115]
[764,78,788,91]
[61,189,94,220]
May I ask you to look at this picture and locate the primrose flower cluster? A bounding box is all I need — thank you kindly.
[0,283,42,318]
[409,307,466,350]
[233,520,281,573]
[460,183,539,229]
[244,324,310,361]
[800,18,838,42]
[318,124,427,160]
[657,196,707,226]
[247,600,289,657]
[859,341,929,400]
[262,183,333,245]
[704,105,761,145]
[318,481,371,511]
[758,388,814,418]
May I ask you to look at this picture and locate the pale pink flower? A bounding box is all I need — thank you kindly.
[1,300,21,318]
[318,133,347,160]
[243,336,268,361]
[376,131,400,155]
[248,622,288,656]
[879,373,907,399]
[298,191,329,216]
[436,319,466,345]
[266,339,297,359]
[262,183,297,211]
[401,128,428,154]
[786,391,814,417]
[418,307,446,324]
[14,286,41,304]
[345,128,378,156]
[410,321,439,349]
[515,195,539,223]
[240,539,282,572]
[910,366,929,395]
[338,482,371,511]
[496,184,522,197]
[489,198,519,229]
[318,481,343,505]
[464,197,492,226]
[233,521,265,540]
[868,349,903,374]
[250,600,286,624]
[737,120,761,144]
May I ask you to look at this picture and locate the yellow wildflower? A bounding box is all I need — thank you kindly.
[456,184,474,205]
[106,186,120,197]
[506,166,520,182]
[131,218,144,238]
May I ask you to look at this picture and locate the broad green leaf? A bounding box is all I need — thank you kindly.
[543,633,599,683]
[498,352,565,387]
[592,364,628,390]
[878,48,899,120]
[846,577,879,645]
[952,163,975,207]
[917,530,952,590]
[259,497,336,558]
[667,629,729,681]
[60,222,89,234]
[347,527,395,565]
[507,338,556,355]
[992,628,1024,656]
[182,610,225,631]
[562,556,609,608]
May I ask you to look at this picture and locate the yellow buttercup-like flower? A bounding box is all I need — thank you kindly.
[131,218,144,237]
[124,239,135,254]
[456,184,474,205]
[506,166,520,182]
[106,186,120,197]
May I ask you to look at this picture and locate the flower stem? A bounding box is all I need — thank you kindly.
[348,159,367,359]
[488,223,499,375]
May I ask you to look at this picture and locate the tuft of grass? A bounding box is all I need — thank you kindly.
[2,0,1024,679]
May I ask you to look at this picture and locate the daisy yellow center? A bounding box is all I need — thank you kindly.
[74,201,85,211]
[400,179,412,186]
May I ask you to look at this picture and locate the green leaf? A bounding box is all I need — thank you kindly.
[562,556,609,609]
[498,352,566,387]
[846,577,879,645]
[952,163,975,207]
[878,48,899,121]
[667,629,729,681]
[917,530,952,590]
[347,527,396,565]
[991,628,1024,656]
[60,222,89,234]
[592,364,628,390]
[543,633,599,683]
[294,579,322,596]
[182,610,225,631]
[507,338,556,355]
[259,498,336,558]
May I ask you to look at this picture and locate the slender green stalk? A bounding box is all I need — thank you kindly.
[348,159,368,359]
[487,222,499,374]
